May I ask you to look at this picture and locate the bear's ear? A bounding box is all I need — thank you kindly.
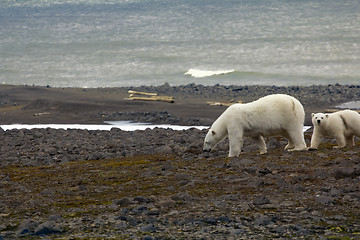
[311,113,314,117]
[211,130,216,135]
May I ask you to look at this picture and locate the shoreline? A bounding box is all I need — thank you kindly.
[1,83,360,126]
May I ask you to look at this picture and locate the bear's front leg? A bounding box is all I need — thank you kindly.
[308,131,322,150]
[228,131,243,157]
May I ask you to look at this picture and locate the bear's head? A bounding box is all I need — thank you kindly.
[311,113,329,127]
[203,129,224,152]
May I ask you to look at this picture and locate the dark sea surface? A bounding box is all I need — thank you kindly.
[1,0,359,87]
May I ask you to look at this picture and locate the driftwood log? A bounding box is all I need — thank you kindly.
[206,99,242,106]
[128,90,157,96]
[325,109,360,113]
[125,90,174,103]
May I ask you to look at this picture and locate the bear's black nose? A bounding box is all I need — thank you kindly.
[317,119,321,124]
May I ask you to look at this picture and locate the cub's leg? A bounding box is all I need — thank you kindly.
[309,131,322,150]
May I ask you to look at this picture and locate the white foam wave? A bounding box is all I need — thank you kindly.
[0,122,209,131]
[0,122,311,132]
[185,69,235,78]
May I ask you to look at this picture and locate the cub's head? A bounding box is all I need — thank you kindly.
[203,129,223,152]
[311,113,329,127]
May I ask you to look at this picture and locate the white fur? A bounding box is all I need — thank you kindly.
[203,94,307,157]
[309,110,360,149]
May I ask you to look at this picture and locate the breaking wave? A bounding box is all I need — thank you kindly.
[185,69,235,78]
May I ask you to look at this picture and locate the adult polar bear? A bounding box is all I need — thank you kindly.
[309,110,360,149]
[203,94,307,157]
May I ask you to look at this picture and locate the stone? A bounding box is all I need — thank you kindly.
[132,205,148,215]
[330,188,343,197]
[174,173,191,181]
[253,195,271,205]
[0,176,12,182]
[171,192,193,202]
[257,167,272,175]
[277,178,289,188]
[17,219,38,236]
[134,196,150,203]
[333,167,355,179]
[254,216,274,226]
[314,169,330,179]
[114,221,128,231]
[140,223,156,233]
[47,214,62,222]
[147,208,160,216]
[157,199,176,209]
[143,236,155,240]
[202,217,217,225]
[34,221,62,236]
[112,197,132,208]
[229,228,243,235]
[315,195,336,205]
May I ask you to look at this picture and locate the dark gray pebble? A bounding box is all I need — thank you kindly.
[141,223,156,233]
[315,195,336,205]
[34,221,62,236]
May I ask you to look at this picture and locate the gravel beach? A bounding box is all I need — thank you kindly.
[1,84,360,239]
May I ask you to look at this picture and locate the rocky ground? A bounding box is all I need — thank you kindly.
[1,84,360,239]
[1,127,360,239]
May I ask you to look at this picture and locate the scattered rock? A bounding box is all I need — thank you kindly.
[140,223,156,233]
[134,196,151,203]
[171,192,193,202]
[34,221,62,236]
[17,219,38,236]
[111,197,132,208]
[315,195,336,205]
[254,215,274,226]
[253,196,271,205]
[157,199,176,210]
[332,167,356,179]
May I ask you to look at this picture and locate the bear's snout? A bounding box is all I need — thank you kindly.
[203,145,211,152]
[317,119,321,124]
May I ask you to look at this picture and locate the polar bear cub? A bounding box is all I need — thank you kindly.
[203,94,307,157]
[309,110,360,149]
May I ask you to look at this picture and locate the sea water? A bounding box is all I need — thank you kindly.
[1,0,359,88]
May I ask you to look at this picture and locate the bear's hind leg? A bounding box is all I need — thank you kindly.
[334,134,346,148]
[252,135,267,154]
[284,138,295,150]
[282,130,294,150]
[286,128,307,151]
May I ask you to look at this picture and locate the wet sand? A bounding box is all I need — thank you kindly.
[1,83,360,126]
